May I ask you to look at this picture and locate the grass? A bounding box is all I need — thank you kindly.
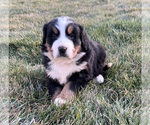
[5,0,147,124]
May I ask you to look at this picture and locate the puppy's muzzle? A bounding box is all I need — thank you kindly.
[58,46,67,57]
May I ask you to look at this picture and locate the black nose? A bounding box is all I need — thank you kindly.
[58,46,67,54]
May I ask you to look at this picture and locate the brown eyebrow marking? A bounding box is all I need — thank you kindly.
[67,25,73,34]
[52,27,58,34]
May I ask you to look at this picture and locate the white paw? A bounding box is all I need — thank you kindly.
[95,74,104,83]
[108,63,112,68]
[54,97,66,107]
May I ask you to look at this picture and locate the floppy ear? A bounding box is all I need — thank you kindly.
[42,23,48,45]
[78,25,90,51]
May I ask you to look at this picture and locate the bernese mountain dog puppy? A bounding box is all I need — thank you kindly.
[41,16,112,106]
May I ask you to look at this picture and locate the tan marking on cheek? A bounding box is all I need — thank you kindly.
[52,27,58,34]
[45,42,53,57]
[56,82,75,101]
[73,45,81,58]
[67,25,73,34]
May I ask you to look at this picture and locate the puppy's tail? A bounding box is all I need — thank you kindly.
[103,63,112,71]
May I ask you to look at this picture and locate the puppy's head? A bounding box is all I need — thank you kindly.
[42,16,89,59]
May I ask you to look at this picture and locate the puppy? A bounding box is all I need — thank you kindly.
[41,16,111,106]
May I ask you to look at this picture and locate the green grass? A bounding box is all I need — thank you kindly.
[7,0,145,124]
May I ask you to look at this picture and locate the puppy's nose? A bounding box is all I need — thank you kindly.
[58,46,67,54]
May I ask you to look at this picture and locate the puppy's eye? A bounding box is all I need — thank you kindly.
[52,34,57,38]
[69,34,75,39]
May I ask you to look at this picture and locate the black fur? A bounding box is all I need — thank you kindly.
[41,17,109,99]
[68,39,106,94]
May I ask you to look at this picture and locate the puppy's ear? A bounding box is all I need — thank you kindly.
[78,25,89,51]
[42,23,48,45]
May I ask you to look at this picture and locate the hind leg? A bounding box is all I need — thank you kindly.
[95,63,112,83]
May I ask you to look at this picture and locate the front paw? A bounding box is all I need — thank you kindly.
[54,97,66,107]
[53,82,75,107]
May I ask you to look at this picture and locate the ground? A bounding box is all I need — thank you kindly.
[3,0,147,124]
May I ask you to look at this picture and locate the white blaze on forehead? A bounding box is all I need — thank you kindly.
[51,17,75,59]
[56,17,73,34]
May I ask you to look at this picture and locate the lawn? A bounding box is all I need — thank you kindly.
[7,0,146,124]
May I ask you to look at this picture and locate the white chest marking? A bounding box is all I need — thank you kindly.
[43,52,87,85]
